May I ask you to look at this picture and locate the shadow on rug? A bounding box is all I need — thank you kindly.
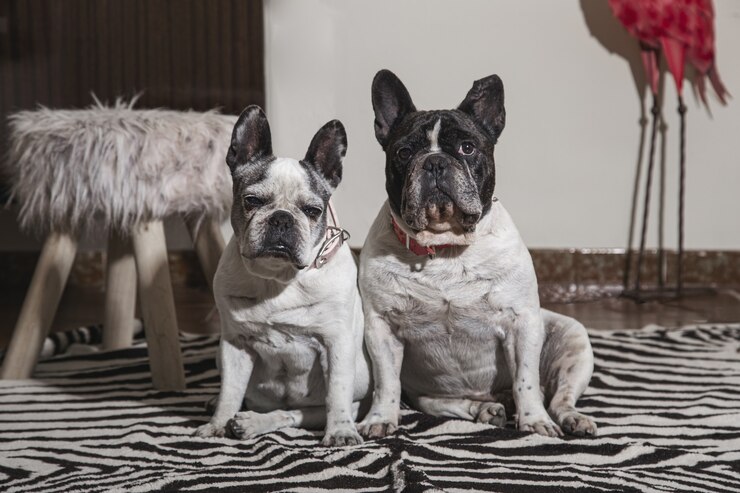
[1,324,739,492]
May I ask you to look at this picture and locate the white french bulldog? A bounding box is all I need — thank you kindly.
[356,70,597,438]
[195,106,369,446]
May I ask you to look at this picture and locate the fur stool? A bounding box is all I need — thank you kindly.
[1,102,236,390]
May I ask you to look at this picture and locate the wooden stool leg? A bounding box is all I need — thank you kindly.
[185,215,226,292]
[1,232,77,379]
[103,231,137,350]
[131,220,186,390]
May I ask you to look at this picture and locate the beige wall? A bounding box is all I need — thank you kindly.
[262,0,740,250]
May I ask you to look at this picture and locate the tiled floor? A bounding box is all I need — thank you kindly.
[2,283,739,351]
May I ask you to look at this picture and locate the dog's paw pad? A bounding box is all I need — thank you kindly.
[226,417,250,439]
[322,427,364,447]
[356,420,397,439]
[561,412,597,437]
[519,416,563,438]
[227,411,291,439]
[194,423,226,438]
[475,402,507,427]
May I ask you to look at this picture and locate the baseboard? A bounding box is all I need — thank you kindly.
[531,248,740,288]
[1,248,738,291]
[0,251,207,289]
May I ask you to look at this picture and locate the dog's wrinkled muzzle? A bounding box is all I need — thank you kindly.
[401,155,482,232]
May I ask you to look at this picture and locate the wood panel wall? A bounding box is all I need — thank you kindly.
[0,0,265,197]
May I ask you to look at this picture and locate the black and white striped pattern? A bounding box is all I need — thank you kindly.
[2,324,740,492]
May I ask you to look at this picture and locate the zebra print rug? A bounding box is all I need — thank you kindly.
[2,324,740,492]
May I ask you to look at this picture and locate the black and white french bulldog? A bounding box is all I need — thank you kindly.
[195,106,370,446]
[356,70,597,438]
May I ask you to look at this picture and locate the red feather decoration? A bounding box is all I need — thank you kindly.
[608,0,728,104]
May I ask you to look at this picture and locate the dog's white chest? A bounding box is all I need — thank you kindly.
[387,276,505,342]
[249,330,323,361]
[228,295,321,333]
[239,323,328,411]
[379,246,520,338]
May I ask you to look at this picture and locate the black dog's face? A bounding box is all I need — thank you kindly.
[371,70,505,239]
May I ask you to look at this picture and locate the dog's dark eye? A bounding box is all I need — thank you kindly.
[302,205,323,219]
[243,195,265,208]
[397,146,413,161]
[458,142,476,156]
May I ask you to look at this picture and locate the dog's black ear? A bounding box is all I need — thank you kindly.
[304,119,347,189]
[226,105,273,171]
[458,75,506,143]
[372,69,417,149]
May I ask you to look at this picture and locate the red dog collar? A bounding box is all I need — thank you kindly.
[391,215,453,258]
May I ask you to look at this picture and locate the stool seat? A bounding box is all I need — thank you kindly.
[7,101,236,234]
[1,102,234,390]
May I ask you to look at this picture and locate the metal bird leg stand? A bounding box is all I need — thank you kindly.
[672,95,713,298]
[623,93,660,302]
[677,95,686,296]
[621,111,649,292]
[622,93,714,302]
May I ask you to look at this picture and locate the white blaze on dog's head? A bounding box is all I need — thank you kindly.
[225,105,348,282]
[256,157,312,210]
[427,118,442,153]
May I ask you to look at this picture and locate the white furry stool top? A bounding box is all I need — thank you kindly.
[1,101,238,391]
[6,100,236,234]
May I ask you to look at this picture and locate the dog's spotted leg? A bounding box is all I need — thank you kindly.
[356,310,404,439]
[412,396,507,427]
[503,309,563,438]
[540,310,597,437]
[195,338,255,438]
[320,330,364,446]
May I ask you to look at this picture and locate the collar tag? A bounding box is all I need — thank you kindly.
[311,202,349,269]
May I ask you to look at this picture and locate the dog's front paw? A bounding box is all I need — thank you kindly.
[560,411,597,437]
[322,426,364,447]
[194,422,226,438]
[227,410,292,439]
[356,414,398,439]
[519,413,563,438]
[475,402,507,427]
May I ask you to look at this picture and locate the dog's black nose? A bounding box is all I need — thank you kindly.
[268,210,294,232]
[423,155,447,177]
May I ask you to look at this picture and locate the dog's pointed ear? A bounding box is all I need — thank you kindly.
[372,69,417,149]
[304,119,347,190]
[458,75,506,143]
[226,105,273,171]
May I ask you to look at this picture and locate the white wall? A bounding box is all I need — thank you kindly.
[262,0,740,250]
[3,0,738,252]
